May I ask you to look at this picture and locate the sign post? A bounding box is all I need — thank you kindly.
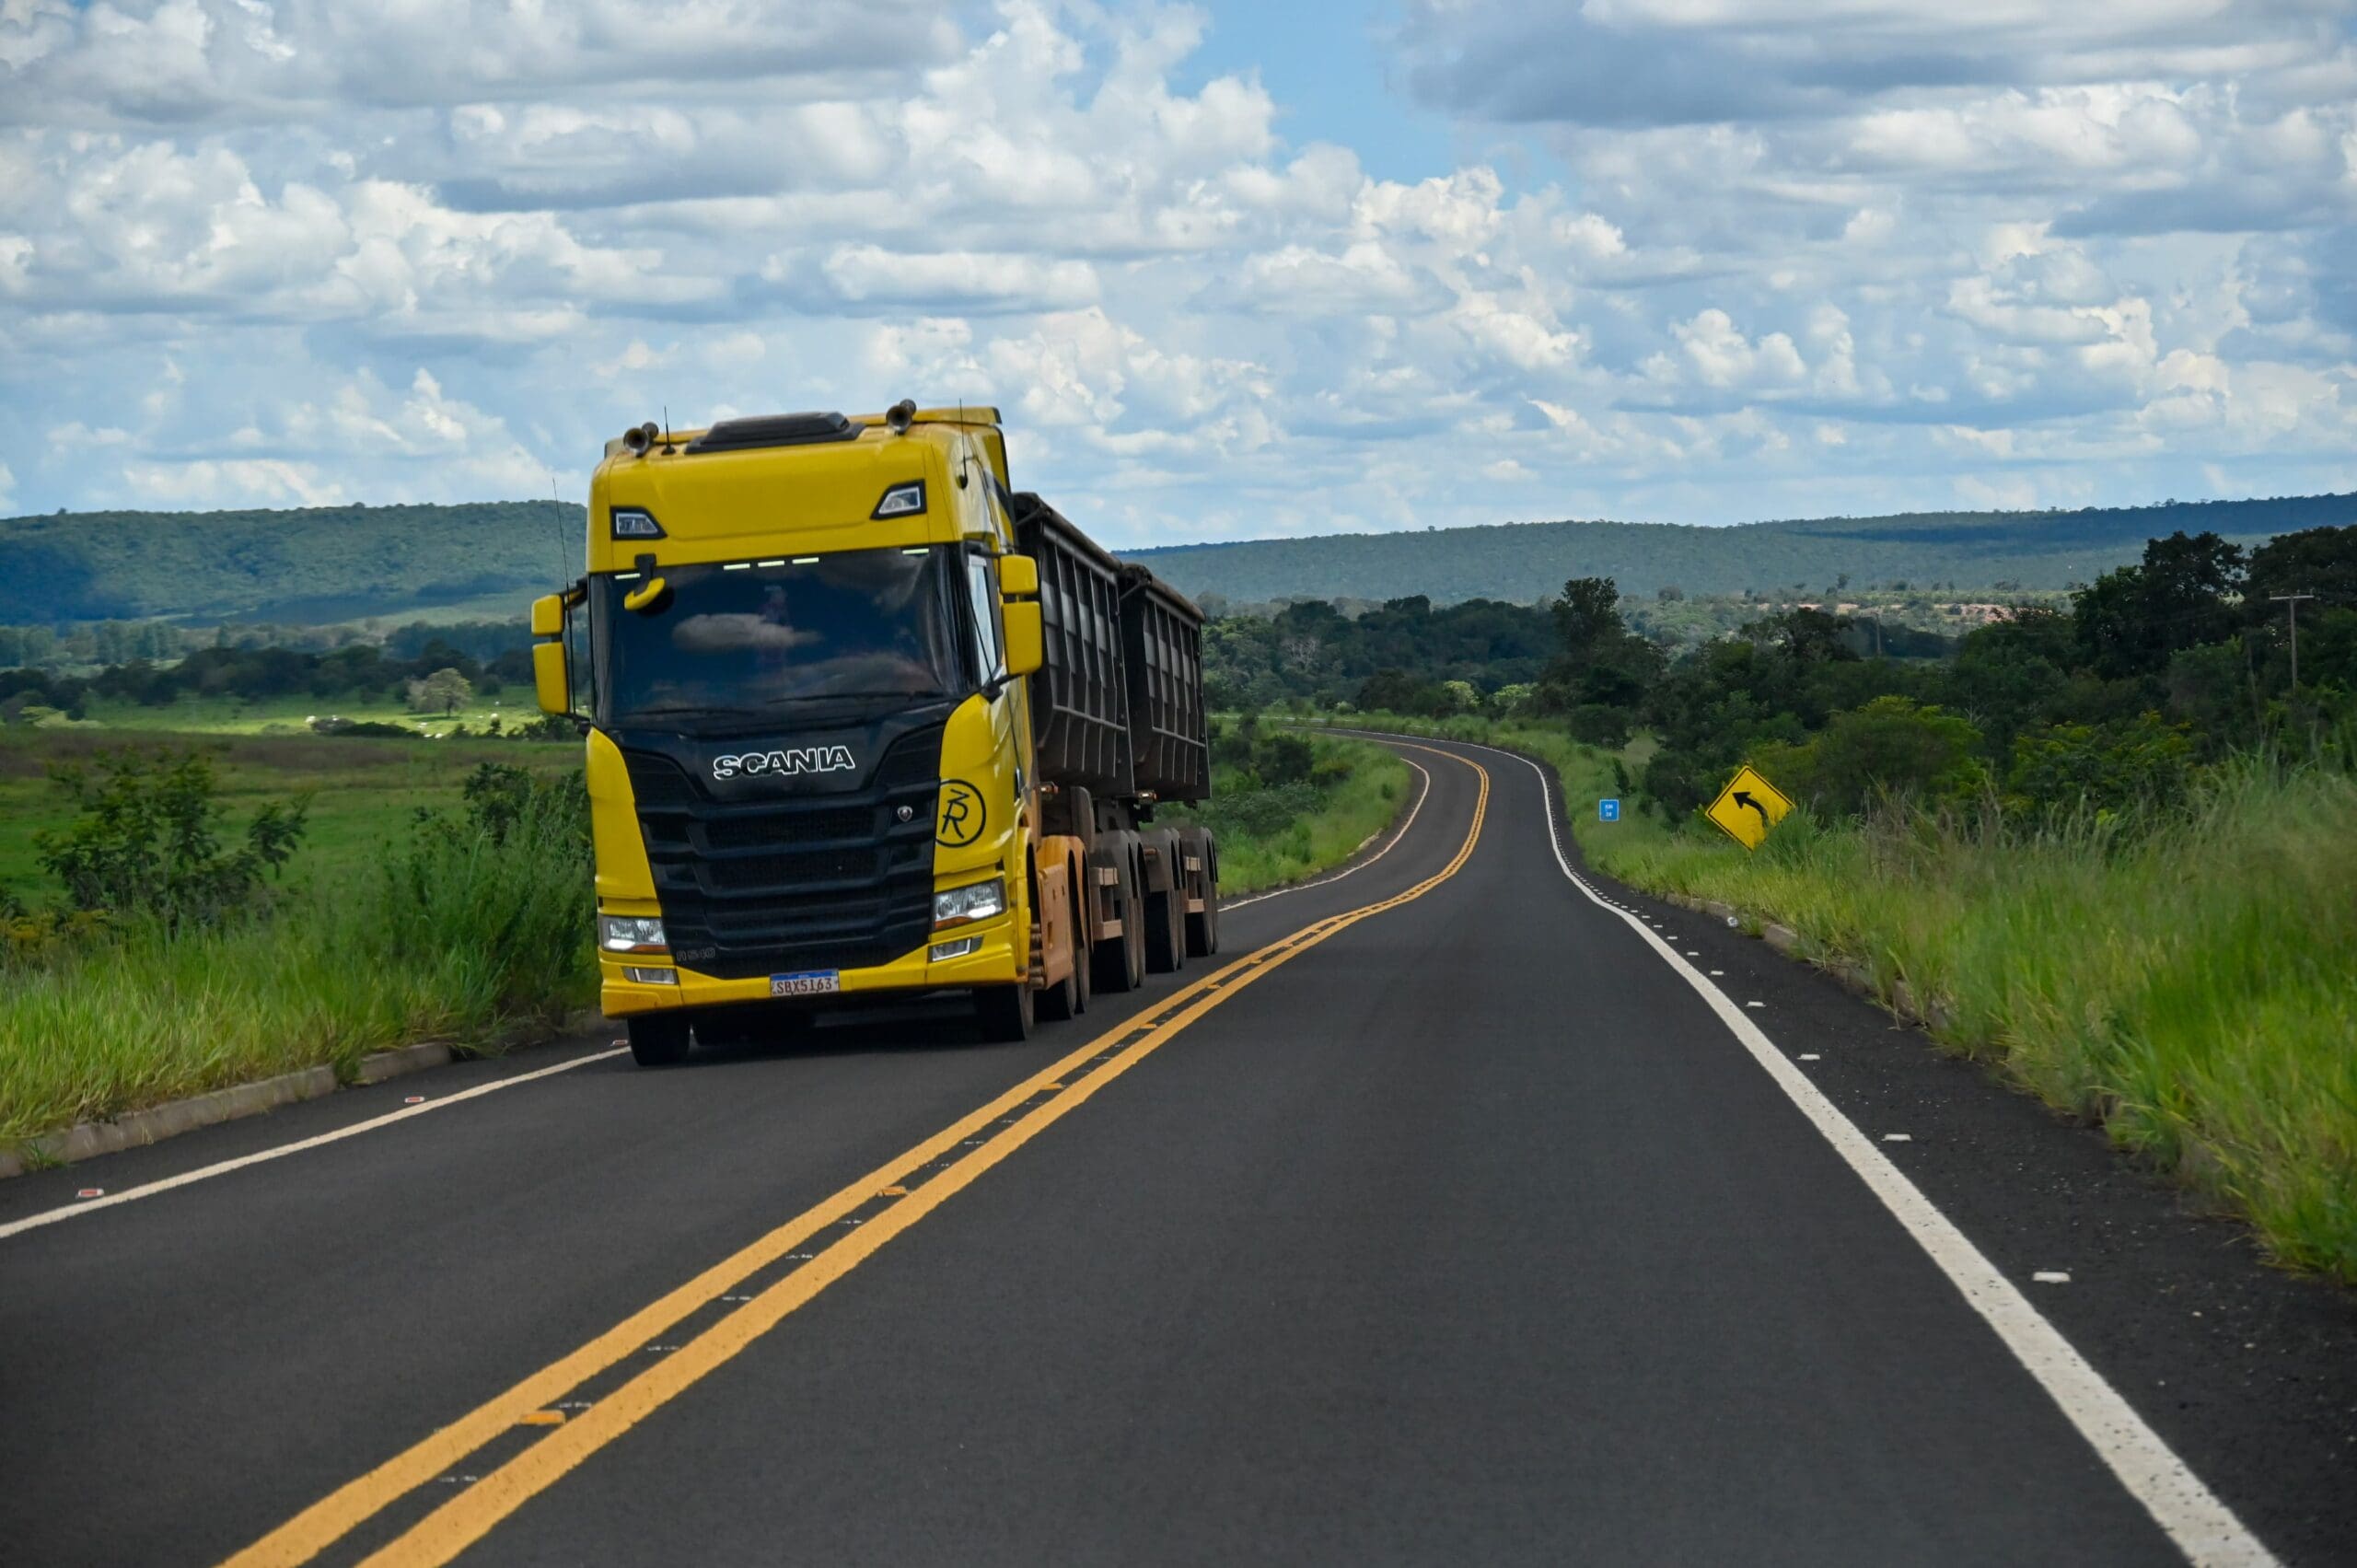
[1703,765,1793,851]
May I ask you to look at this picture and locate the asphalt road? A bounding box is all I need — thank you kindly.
[5,737,2352,1566]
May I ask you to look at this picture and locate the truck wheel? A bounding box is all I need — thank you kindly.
[1093,858,1146,993]
[1039,882,1089,1021]
[976,981,1034,1042]
[627,1014,691,1068]
[1187,881,1219,958]
[1145,881,1186,974]
[1181,829,1219,958]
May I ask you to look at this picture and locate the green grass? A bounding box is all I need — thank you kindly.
[0,796,597,1150]
[1329,712,2357,1283]
[1166,734,1411,897]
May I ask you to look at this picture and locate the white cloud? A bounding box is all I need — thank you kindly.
[0,0,2350,535]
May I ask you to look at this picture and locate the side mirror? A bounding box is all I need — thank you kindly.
[1002,600,1043,679]
[533,640,572,716]
[530,589,584,718]
[998,552,1039,597]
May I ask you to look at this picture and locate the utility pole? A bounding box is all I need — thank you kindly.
[2270,592,2316,688]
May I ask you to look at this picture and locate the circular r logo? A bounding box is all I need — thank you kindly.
[936,781,987,847]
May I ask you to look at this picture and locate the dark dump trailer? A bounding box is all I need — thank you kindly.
[1011,492,1218,981]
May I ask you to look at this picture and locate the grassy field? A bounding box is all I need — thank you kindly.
[0,726,576,902]
[72,691,529,737]
[1330,712,2357,1284]
[1168,733,1412,897]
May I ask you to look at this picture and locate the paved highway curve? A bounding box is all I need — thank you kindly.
[0,738,2324,1563]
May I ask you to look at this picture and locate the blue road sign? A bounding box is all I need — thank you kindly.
[1599,798,1621,821]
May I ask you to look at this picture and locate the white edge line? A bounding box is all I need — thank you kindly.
[1432,732,2274,1568]
[1224,750,1434,910]
[0,1046,631,1242]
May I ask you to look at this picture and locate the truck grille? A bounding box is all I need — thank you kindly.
[622,726,942,981]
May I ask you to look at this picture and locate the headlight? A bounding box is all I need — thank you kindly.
[610,507,666,540]
[600,914,668,953]
[933,877,1005,929]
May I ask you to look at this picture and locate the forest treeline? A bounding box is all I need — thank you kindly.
[0,501,582,624]
[1237,523,2356,821]
[0,634,537,725]
[1141,492,2356,607]
[10,492,2354,632]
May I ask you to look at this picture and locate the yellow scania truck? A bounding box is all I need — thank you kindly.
[530,401,1218,1065]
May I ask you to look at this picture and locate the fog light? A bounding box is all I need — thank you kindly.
[601,914,668,953]
[929,936,981,962]
[622,966,677,985]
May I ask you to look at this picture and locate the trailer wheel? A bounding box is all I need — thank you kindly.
[1186,875,1219,958]
[626,1014,691,1068]
[975,981,1034,1042]
[1145,878,1186,974]
[1093,857,1145,993]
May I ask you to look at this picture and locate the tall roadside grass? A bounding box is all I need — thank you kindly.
[1166,733,1411,897]
[0,799,595,1150]
[1330,712,2357,1283]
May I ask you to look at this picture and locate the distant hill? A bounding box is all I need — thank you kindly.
[4,492,2350,628]
[0,502,584,625]
[1127,494,2357,607]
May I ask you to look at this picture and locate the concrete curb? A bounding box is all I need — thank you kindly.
[0,1012,601,1181]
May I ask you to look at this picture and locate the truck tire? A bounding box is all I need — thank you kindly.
[627,1014,691,1068]
[1182,828,1219,958]
[1039,879,1089,1021]
[1145,878,1186,974]
[976,981,1034,1042]
[1093,855,1146,994]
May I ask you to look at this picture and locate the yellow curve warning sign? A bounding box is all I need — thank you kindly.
[1704,764,1794,851]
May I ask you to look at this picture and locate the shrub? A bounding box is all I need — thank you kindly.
[33,748,309,926]
[1249,730,1318,788]
[2006,714,2195,825]
[1797,695,1988,817]
[1568,703,1632,749]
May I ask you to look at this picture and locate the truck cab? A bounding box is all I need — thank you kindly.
[533,402,1215,1065]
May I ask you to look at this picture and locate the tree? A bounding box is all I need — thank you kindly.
[2073,530,2245,679]
[1551,577,1625,654]
[2241,524,2357,616]
[407,667,473,716]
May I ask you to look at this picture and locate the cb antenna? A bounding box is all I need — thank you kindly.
[547,473,568,585]
[659,404,676,455]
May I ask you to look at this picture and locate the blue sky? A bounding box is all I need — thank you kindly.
[0,0,2351,544]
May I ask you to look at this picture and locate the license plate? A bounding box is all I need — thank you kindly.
[770,970,841,998]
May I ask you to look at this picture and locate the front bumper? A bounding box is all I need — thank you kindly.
[599,912,1023,1017]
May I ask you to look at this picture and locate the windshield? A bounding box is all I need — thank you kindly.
[592,547,970,728]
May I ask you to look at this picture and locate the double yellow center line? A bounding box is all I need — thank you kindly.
[227,747,1488,1568]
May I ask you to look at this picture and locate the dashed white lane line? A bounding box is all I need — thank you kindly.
[0,1046,630,1243]
[1425,733,2276,1568]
